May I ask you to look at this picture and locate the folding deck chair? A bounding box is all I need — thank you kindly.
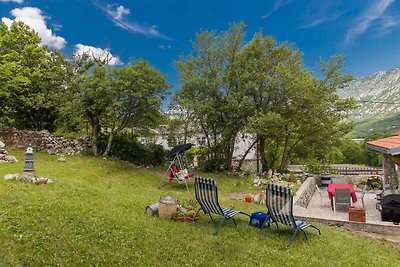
[194,177,250,234]
[158,143,194,190]
[266,184,321,246]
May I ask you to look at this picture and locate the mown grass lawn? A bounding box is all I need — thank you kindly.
[1,149,399,266]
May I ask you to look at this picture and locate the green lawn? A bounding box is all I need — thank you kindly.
[1,149,399,266]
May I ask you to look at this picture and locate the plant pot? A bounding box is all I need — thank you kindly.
[245,197,252,203]
[172,217,185,222]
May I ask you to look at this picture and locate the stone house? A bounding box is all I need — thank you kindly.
[366,131,400,189]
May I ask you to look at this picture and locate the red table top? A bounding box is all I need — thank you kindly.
[327,184,357,203]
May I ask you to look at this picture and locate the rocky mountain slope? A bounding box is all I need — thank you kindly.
[338,67,400,137]
[339,67,400,121]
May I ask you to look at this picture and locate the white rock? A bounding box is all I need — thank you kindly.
[4,156,18,163]
[4,173,19,180]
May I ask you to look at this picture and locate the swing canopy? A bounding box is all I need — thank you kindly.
[164,143,193,161]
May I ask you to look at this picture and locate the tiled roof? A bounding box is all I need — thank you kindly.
[366,132,400,155]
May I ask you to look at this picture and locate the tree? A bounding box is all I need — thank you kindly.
[175,23,250,171]
[101,60,169,157]
[0,21,65,130]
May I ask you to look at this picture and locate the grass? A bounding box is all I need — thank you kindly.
[1,149,399,266]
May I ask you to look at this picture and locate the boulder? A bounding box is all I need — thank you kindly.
[4,155,17,163]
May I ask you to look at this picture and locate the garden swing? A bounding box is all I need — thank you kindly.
[158,143,194,191]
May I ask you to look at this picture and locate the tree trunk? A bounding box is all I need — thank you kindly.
[279,134,290,173]
[225,136,235,171]
[259,135,267,172]
[236,138,258,171]
[89,116,100,156]
[103,129,115,157]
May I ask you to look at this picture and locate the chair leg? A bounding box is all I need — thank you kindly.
[309,225,321,235]
[231,217,238,227]
[275,222,279,232]
[288,228,299,246]
[158,178,167,188]
[215,216,226,235]
[301,229,308,240]
[208,213,215,222]
[333,197,336,215]
[184,181,189,191]
[362,198,365,210]
[192,208,202,225]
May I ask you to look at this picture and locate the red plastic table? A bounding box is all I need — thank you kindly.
[327,184,358,204]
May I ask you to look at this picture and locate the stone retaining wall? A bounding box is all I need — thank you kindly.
[294,176,317,208]
[0,128,90,155]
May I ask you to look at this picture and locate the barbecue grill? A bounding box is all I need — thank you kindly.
[376,189,400,223]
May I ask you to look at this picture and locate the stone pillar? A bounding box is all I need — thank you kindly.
[383,153,397,190]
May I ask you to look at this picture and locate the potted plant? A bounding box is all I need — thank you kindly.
[171,209,185,222]
[186,208,200,222]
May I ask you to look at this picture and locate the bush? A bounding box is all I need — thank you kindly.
[201,158,225,172]
[97,134,165,165]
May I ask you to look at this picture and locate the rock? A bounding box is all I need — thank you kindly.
[18,173,33,182]
[4,173,19,180]
[4,155,17,163]
[253,193,262,203]
[33,178,48,185]
[0,140,5,149]
[57,157,66,162]
[47,148,56,155]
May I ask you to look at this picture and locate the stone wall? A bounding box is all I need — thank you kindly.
[0,128,90,155]
[294,176,317,208]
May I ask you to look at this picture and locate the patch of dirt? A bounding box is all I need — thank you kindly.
[351,230,400,245]
[224,192,246,201]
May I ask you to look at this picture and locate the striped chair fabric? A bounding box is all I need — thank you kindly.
[266,183,321,246]
[194,177,249,234]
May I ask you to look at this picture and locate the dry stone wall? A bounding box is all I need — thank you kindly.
[294,176,317,208]
[0,128,90,155]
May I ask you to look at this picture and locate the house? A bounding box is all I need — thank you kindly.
[366,131,400,189]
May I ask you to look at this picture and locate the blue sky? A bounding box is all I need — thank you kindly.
[1,0,400,97]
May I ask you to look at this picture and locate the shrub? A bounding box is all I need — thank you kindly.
[97,134,165,165]
[201,158,225,172]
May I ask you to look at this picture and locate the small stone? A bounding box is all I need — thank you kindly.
[47,148,56,155]
[4,173,19,180]
[4,155,18,163]
[57,157,66,162]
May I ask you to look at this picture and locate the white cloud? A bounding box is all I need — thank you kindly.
[0,0,24,3]
[299,12,345,29]
[1,7,66,49]
[262,0,296,19]
[74,44,122,66]
[380,15,400,30]
[99,3,172,40]
[345,0,395,45]
[107,5,130,20]
[52,23,62,31]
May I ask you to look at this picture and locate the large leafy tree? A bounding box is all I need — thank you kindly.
[0,21,65,130]
[101,60,169,156]
[175,23,250,171]
[65,55,169,156]
[175,24,355,173]
[240,33,355,172]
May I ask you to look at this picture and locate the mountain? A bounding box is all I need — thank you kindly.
[338,67,400,138]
